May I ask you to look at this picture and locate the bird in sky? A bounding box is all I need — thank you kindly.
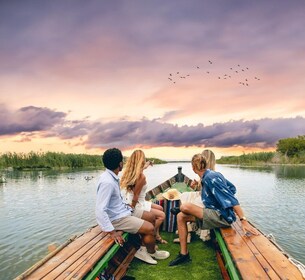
[167,60,262,87]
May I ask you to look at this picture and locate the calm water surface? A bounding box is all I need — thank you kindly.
[0,164,305,279]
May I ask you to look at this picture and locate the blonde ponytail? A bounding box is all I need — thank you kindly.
[191,154,207,172]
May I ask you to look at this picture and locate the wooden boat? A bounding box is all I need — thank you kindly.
[16,167,305,280]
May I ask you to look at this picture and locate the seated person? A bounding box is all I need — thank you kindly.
[120,149,167,244]
[173,149,216,243]
[95,148,170,265]
[169,152,260,266]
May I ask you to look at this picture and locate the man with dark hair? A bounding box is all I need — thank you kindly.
[96,148,170,265]
[102,148,124,171]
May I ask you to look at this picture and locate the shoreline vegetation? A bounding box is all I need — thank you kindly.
[1,135,304,170]
[0,151,167,171]
[217,151,305,165]
[218,135,305,165]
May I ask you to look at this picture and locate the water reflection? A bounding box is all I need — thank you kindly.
[223,164,305,179]
[273,165,305,178]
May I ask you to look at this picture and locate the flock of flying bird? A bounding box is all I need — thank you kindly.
[167,60,261,87]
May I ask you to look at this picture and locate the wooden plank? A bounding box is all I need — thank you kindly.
[231,222,280,280]
[83,233,129,280]
[113,247,137,279]
[215,249,233,280]
[62,234,114,280]
[44,233,112,279]
[220,225,270,279]
[15,235,78,280]
[221,221,304,280]
[26,226,104,279]
[248,229,304,279]
[214,229,241,280]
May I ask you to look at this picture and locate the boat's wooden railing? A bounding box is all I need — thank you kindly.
[15,225,138,280]
[214,220,304,280]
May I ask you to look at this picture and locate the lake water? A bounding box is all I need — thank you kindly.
[0,163,305,279]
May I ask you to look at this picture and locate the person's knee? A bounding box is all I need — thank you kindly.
[145,221,155,235]
[177,212,185,222]
[180,204,189,213]
[147,212,156,224]
[156,210,165,221]
[177,211,190,224]
[161,211,165,220]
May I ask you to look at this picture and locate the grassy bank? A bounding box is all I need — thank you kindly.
[0,152,103,170]
[0,152,167,170]
[217,151,305,165]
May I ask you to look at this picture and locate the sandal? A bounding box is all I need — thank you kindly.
[156,236,168,244]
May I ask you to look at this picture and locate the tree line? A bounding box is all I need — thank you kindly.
[217,135,305,165]
[0,151,166,170]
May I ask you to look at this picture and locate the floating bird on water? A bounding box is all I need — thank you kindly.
[0,175,6,183]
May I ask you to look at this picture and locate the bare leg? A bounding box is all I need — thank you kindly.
[180,202,204,218]
[150,204,166,241]
[177,203,203,254]
[137,220,156,253]
[141,210,156,226]
[177,212,195,254]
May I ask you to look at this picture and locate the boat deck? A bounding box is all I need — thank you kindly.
[15,226,138,280]
[216,220,304,280]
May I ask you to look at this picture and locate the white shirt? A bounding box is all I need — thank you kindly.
[95,169,132,232]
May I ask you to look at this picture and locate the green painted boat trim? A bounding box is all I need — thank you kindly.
[84,232,129,280]
[214,229,241,280]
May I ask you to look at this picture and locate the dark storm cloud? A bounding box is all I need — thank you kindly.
[48,119,98,139]
[85,117,305,150]
[1,104,305,150]
[0,105,66,135]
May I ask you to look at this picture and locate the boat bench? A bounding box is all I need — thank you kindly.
[17,226,138,280]
[214,220,303,280]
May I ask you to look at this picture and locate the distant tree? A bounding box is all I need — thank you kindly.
[276,135,305,157]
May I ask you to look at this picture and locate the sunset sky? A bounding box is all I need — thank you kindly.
[1,0,305,160]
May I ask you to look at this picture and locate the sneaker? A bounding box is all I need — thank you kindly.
[135,246,157,265]
[169,252,191,266]
[149,250,170,260]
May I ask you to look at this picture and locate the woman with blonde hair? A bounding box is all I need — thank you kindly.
[120,149,167,244]
[169,152,259,266]
[173,149,216,243]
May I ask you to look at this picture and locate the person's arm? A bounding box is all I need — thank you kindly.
[96,181,125,245]
[190,179,199,190]
[225,179,237,194]
[233,204,260,236]
[131,173,146,208]
[143,160,154,170]
[96,181,115,232]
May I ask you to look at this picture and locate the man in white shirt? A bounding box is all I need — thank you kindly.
[96,148,170,264]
